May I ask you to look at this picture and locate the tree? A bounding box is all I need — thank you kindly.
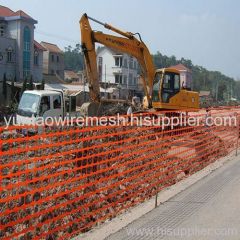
[41,78,45,90]
[11,77,15,100]
[29,75,34,90]
[21,77,27,96]
[63,43,84,71]
[2,73,7,99]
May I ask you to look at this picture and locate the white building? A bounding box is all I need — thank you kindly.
[97,47,139,90]
[0,5,45,82]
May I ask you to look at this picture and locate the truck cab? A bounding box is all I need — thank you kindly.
[16,90,65,125]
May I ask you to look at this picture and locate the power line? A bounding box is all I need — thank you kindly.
[35,30,79,44]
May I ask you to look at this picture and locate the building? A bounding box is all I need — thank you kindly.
[97,47,139,90]
[0,5,45,82]
[170,64,193,90]
[64,70,79,82]
[45,83,115,107]
[40,41,64,80]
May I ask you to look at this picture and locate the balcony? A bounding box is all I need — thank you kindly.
[112,66,123,74]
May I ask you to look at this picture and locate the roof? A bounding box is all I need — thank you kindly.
[97,46,123,56]
[40,41,63,53]
[64,70,79,79]
[45,83,113,93]
[34,40,46,51]
[24,90,63,96]
[10,10,33,19]
[0,5,14,17]
[43,74,66,84]
[0,5,36,22]
[170,64,191,72]
[199,91,211,97]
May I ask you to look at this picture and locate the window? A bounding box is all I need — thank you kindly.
[51,69,55,75]
[57,55,59,63]
[129,57,133,69]
[162,72,180,103]
[163,73,180,90]
[115,74,122,84]
[56,70,60,75]
[40,96,50,115]
[0,25,4,37]
[129,73,133,85]
[174,75,180,90]
[7,47,13,62]
[114,56,122,67]
[134,61,137,69]
[124,75,127,84]
[51,54,55,62]
[34,51,39,65]
[23,26,31,79]
[163,75,171,89]
[124,59,127,68]
[53,95,62,109]
[133,77,137,85]
[18,93,40,115]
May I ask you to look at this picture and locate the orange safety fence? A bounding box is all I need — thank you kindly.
[0,107,240,239]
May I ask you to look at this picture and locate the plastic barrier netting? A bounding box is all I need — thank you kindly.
[0,107,240,239]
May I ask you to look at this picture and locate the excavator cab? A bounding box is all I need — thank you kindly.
[152,68,199,110]
[152,70,180,103]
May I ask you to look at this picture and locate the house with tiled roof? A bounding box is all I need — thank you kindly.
[40,41,64,80]
[64,70,79,82]
[0,5,46,82]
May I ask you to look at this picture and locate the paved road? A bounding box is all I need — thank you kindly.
[106,157,240,240]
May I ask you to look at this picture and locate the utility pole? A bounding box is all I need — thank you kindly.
[127,57,130,90]
[105,64,106,97]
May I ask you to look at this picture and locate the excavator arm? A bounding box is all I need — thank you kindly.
[80,13,155,106]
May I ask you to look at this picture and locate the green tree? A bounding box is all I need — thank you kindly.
[41,78,45,90]
[21,77,27,96]
[2,73,7,99]
[63,43,84,71]
[11,77,15,100]
[29,75,34,90]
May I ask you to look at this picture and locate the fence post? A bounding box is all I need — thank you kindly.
[155,191,158,208]
[236,113,239,156]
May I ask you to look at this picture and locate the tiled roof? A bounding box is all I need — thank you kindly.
[43,74,66,84]
[40,42,63,53]
[64,70,79,79]
[11,10,33,19]
[34,40,46,51]
[0,5,36,22]
[0,5,14,16]
[170,64,191,72]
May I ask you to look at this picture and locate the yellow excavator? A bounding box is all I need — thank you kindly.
[80,13,199,114]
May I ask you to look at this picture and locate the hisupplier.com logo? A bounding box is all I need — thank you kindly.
[3,113,237,130]
[126,227,239,237]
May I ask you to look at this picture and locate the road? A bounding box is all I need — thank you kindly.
[106,156,240,240]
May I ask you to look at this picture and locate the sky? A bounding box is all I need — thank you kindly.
[1,0,240,79]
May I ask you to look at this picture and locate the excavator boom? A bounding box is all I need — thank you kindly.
[80,13,199,112]
[80,13,155,106]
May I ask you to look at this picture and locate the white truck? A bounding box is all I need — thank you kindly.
[16,89,79,125]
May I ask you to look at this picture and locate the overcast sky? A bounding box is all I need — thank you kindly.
[1,0,240,79]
